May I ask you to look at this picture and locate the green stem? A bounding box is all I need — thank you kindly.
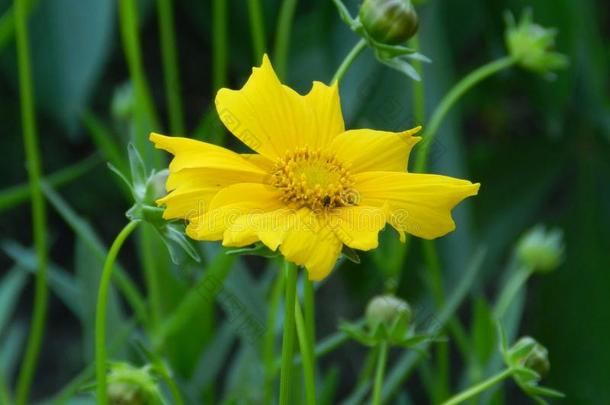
[303,278,316,365]
[422,240,449,402]
[380,249,487,402]
[0,0,38,52]
[156,0,185,135]
[279,260,298,405]
[493,264,533,320]
[263,268,285,405]
[295,298,316,405]
[118,0,160,161]
[331,38,367,84]
[440,368,514,405]
[95,220,140,404]
[273,0,298,80]
[247,0,266,62]
[414,56,516,172]
[410,35,426,125]
[371,342,389,405]
[212,0,227,91]
[14,0,48,402]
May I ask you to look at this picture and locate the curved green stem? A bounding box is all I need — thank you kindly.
[247,0,266,62]
[14,0,48,402]
[279,261,298,405]
[273,0,298,80]
[95,220,140,404]
[371,342,389,405]
[295,298,316,405]
[440,368,514,405]
[157,0,184,134]
[331,38,367,84]
[414,56,516,172]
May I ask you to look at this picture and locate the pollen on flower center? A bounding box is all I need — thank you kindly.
[272,147,358,210]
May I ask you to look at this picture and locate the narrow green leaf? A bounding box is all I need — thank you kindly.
[0,267,28,334]
[0,154,99,214]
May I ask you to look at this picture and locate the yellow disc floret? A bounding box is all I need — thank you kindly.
[272,147,358,210]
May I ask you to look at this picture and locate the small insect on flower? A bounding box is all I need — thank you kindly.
[150,55,479,280]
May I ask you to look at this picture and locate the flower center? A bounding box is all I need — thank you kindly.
[272,147,358,210]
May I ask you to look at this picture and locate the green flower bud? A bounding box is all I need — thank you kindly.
[365,295,412,331]
[111,82,135,122]
[508,337,550,378]
[505,10,568,77]
[359,0,419,45]
[517,225,564,273]
[106,363,163,405]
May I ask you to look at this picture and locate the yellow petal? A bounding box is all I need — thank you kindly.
[355,171,480,239]
[278,209,343,281]
[151,133,270,220]
[223,208,295,251]
[186,183,284,241]
[215,55,345,159]
[328,127,421,173]
[303,81,345,149]
[240,153,275,172]
[157,187,216,220]
[150,133,266,176]
[325,206,387,250]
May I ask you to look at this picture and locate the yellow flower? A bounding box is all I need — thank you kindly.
[150,55,479,281]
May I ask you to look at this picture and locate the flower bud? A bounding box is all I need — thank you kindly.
[359,0,419,45]
[106,363,163,405]
[505,10,568,77]
[111,82,135,122]
[517,225,564,273]
[509,336,550,378]
[365,295,412,331]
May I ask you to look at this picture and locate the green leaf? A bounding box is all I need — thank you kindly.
[0,154,99,214]
[526,385,565,398]
[331,0,359,30]
[128,143,148,195]
[2,241,82,318]
[153,223,201,265]
[0,322,26,382]
[225,242,279,258]
[342,245,361,264]
[339,321,376,346]
[377,55,421,81]
[471,298,496,365]
[0,267,28,334]
[25,0,115,133]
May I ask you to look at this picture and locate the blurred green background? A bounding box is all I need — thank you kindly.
[1,0,609,404]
